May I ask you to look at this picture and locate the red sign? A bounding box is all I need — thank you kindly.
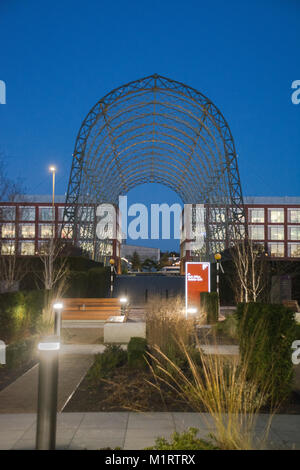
[185,262,210,310]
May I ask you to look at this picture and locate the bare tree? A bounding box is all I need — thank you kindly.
[0,152,27,292]
[230,239,268,303]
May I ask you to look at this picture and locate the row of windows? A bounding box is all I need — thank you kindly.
[4,223,300,242]
[249,225,300,241]
[0,240,114,256]
[248,208,300,224]
[0,206,96,222]
[0,224,73,239]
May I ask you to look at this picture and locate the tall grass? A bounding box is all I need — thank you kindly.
[146,297,276,450]
[146,296,195,354]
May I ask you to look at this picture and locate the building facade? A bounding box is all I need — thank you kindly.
[0,196,299,261]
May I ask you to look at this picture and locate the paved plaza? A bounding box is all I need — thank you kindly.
[0,412,299,450]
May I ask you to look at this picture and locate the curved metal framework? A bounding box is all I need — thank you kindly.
[64,74,245,260]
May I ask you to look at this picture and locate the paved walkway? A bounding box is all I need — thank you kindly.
[0,412,299,450]
[0,353,93,413]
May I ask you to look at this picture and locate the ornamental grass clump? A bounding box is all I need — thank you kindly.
[148,335,274,450]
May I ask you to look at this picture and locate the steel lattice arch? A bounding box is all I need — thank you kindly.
[64,74,245,262]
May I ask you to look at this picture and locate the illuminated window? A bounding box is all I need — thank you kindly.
[288,209,300,223]
[0,206,16,221]
[1,223,15,238]
[59,224,73,239]
[288,243,300,258]
[288,226,300,241]
[268,208,284,223]
[39,207,54,221]
[268,225,284,240]
[38,241,50,254]
[19,224,35,238]
[78,206,95,222]
[249,225,264,240]
[39,224,54,238]
[1,241,15,255]
[268,243,284,257]
[20,241,35,256]
[19,206,35,221]
[248,208,264,223]
[210,208,226,223]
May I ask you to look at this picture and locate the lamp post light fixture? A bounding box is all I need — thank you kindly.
[49,165,56,209]
[119,297,128,315]
[214,253,222,296]
[36,336,60,450]
[109,258,115,297]
[53,302,64,337]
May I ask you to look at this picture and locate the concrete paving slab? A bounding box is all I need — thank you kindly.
[79,412,129,429]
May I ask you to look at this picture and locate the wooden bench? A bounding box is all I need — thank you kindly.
[61,298,122,321]
[282,300,300,313]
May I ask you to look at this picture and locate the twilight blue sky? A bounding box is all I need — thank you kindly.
[0,0,299,251]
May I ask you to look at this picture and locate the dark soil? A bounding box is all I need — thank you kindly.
[64,364,194,413]
[0,359,37,392]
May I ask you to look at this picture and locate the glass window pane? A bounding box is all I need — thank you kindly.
[268,225,284,240]
[288,226,300,240]
[248,208,264,223]
[19,206,36,221]
[39,224,54,238]
[288,209,300,223]
[1,241,15,255]
[268,243,284,257]
[249,225,265,240]
[19,224,35,239]
[268,208,284,223]
[1,223,15,238]
[59,224,73,239]
[39,207,54,221]
[20,241,35,256]
[0,206,16,221]
[288,243,300,258]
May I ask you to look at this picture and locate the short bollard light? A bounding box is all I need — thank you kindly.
[53,302,63,337]
[186,307,198,317]
[35,336,60,450]
[120,297,128,315]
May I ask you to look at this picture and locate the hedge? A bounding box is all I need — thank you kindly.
[236,302,297,404]
[200,292,219,324]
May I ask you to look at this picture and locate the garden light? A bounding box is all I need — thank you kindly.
[119,297,128,304]
[53,301,64,337]
[186,307,198,315]
[36,335,60,450]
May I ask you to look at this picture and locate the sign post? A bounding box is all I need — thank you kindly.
[185,262,210,317]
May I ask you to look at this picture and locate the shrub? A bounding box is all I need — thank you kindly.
[127,337,147,369]
[200,292,219,324]
[0,290,45,343]
[236,302,297,405]
[214,314,238,341]
[88,345,127,384]
[146,428,218,450]
[5,336,38,369]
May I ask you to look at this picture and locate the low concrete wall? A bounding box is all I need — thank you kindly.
[104,322,146,343]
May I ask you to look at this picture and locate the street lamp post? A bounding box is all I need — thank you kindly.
[109,258,115,297]
[214,253,222,296]
[49,166,56,208]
